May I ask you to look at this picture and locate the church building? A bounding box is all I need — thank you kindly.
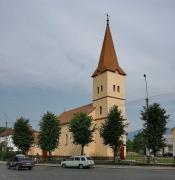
[53,17,127,159]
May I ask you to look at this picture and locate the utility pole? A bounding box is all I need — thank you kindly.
[143,74,150,162]
[143,74,149,108]
[4,113,8,152]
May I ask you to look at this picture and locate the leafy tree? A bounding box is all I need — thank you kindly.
[13,117,34,154]
[126,139,133,152]
[100,105,127,162]
[0,127,6,133]
[39,112,61,157]
[141,103,169,156]
[133,131,145,154]
[69,112,96,155]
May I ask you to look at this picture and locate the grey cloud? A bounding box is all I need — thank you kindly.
[0,0,175,131]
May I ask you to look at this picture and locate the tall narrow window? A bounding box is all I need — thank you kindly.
[97,87,99,94]
[113,85,116,91]
[100,106,102,115]
[65,134,68,146]
[101,85,103,92]
[117,85,120,92]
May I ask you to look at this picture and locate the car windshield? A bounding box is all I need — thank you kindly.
[18,157,31,161]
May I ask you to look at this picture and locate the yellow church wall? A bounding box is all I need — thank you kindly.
[93,98,108,118]
[52,124,81,156]
[93,119,112,157]
[106,71,125,99]
[92,70,126,158]
[93,72,108,101]
[28,146,43,156]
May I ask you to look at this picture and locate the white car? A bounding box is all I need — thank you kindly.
[61,156,94,168]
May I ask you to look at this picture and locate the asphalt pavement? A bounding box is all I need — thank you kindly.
[0,163,175,180]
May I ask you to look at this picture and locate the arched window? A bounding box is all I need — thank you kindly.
[97,87,99,94]
[101,85,103,92]
[100,106,102,115]
[65,134,68,146]
[117,85,120,92]
[113,85,116,92]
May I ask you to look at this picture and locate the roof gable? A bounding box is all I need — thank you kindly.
[58,104,95,125]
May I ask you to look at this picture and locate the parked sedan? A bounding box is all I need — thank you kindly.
[7,154,35,170]
[61,156,95,169]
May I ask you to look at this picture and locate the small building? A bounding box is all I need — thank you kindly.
[0,129,18,151]
[28,130,42,156]
[163,134,173,154]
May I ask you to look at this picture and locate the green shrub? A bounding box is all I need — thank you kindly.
[0,151,16,161]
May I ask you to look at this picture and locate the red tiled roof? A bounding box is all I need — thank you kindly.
[0,129,14,137]
[58,104,95,125]
[92,19,126,77]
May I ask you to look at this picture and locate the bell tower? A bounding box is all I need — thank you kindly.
[92,16,126,159]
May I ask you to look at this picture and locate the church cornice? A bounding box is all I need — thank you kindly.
[93,95,125,102]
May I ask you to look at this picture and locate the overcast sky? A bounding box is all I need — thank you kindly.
[0,0,175,132]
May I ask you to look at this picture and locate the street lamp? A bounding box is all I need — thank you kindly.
[143,74,150,161]
[143,74,149,108]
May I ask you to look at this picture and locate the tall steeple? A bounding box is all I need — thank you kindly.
[92,15,126,77]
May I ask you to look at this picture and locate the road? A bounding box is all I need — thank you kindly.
[0,164,175,180]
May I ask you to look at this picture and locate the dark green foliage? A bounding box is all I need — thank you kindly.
[39,112,61,156]
[100,105,127,161]
[69,112,96,155]
[13,117,34,154]
[126,139,133,152]
[0,151,16,161]
[0,127,6,133]
[133,131,145,154]
[141,103,169,156]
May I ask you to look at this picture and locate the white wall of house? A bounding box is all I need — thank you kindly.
[0,135,18,151]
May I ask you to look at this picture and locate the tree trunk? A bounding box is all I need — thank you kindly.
[113,147,118,163]
[48,151,52,161]
[81,145,84,155]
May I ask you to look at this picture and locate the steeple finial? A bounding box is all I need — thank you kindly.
[106,13,110,25]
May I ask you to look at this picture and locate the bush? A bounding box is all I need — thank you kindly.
[0,151,16,161]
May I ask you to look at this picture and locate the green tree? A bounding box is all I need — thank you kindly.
[13,117,34,154]
[100,105,127,162]
[39,112,61,158]
[141,103,169,156]
[0,127,6,133]
[69,112,96,155]
[126,139,133,152]
[133,131,145,154]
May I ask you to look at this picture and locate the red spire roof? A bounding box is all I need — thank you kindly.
[92,17,126,77]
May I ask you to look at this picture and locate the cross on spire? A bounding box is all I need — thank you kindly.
[106,14,110,24]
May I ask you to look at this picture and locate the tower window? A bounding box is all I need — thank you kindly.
[100,106,102,115]
[113,85,116,92]
[101,85,103,92]
[117,85,120,92]
[97,87,99,94]
[65,134,68,146]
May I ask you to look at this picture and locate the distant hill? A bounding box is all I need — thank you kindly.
[127,127,172,141]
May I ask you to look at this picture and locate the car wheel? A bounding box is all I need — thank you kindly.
[79,164,84,169]
[62,164,66,168]
[16,164,20,171]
